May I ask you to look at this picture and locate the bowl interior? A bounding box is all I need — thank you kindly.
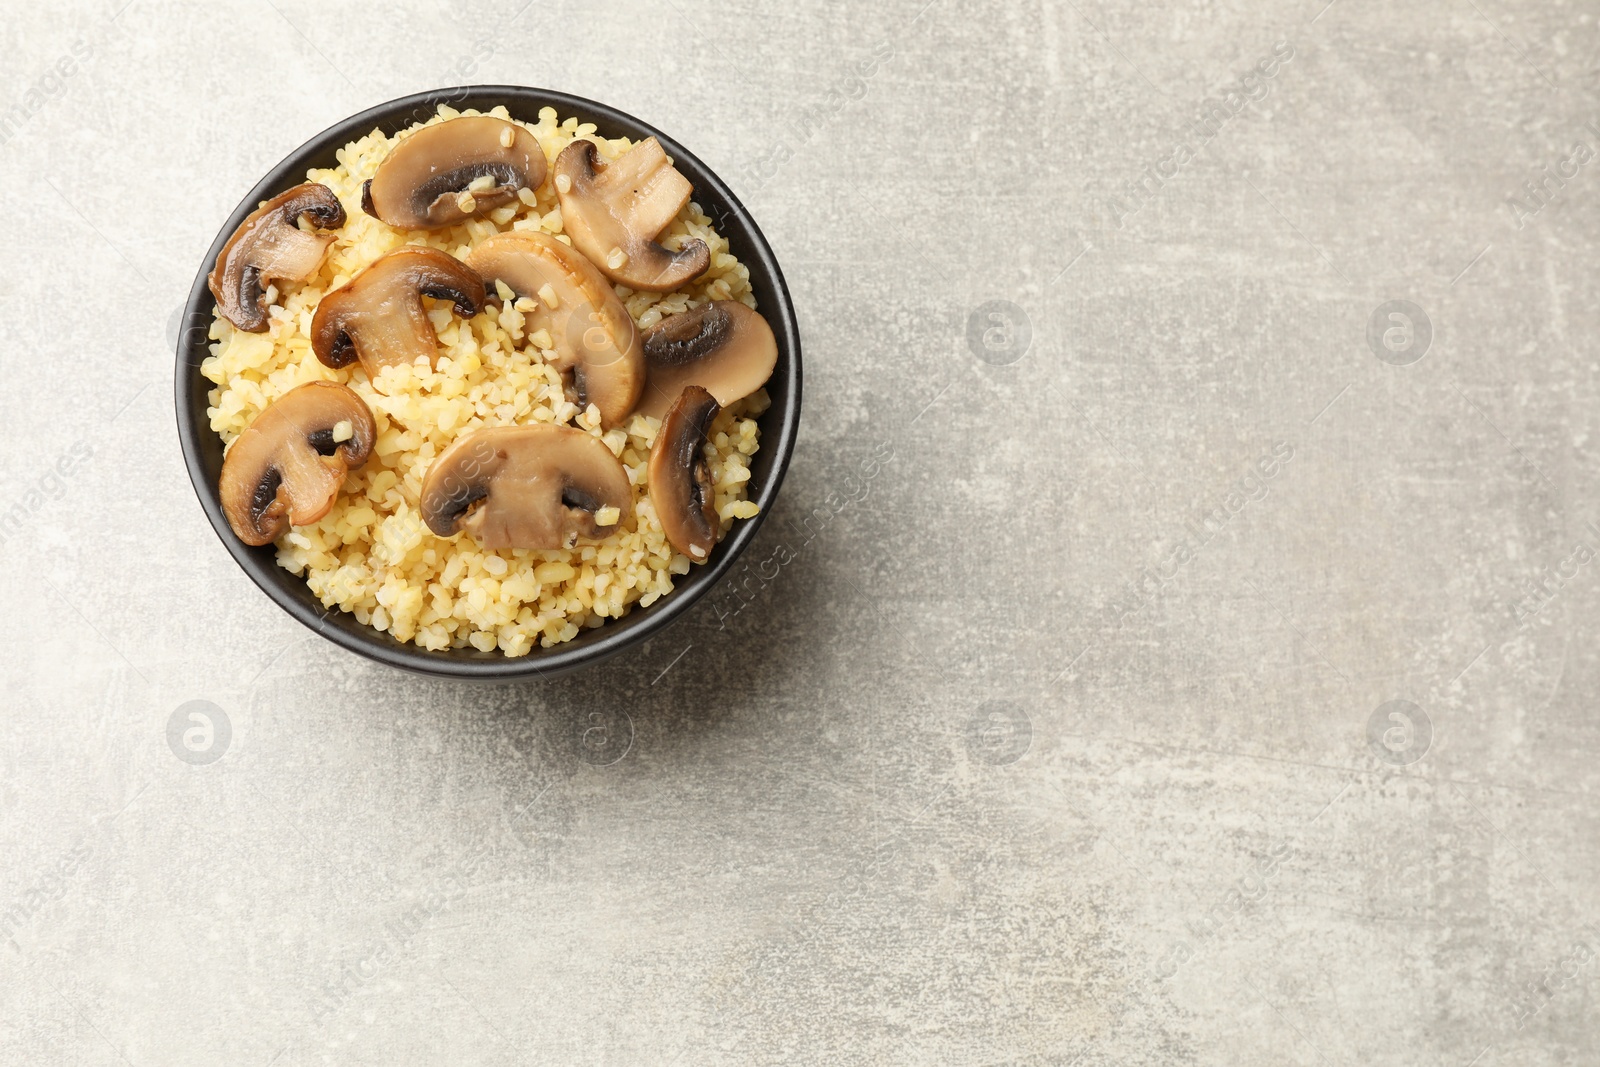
[176,86,801,680]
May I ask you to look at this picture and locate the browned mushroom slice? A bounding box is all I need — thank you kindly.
[637,301,777,421]
[464,232,643,429]
[420,425,632,551]
[649,386,722,561]
[219,381,376,546]
[362,116,548,230]
[208,183,346,332]
[552,137,711,292]
[310,247,484,384]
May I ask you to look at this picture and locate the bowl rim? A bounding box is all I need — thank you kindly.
[174,85,802,681]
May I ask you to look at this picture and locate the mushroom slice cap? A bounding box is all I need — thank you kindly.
[219,381,376,546]
[464,232,643,429]
[637,301,778,421]
[420,425,633,551]
[553,138,711,292]
[649,386,723,561]
[208,183,346,332]
[310,247,484,387]
[362,116,548,230]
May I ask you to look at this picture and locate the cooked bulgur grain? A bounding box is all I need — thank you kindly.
[202,105,767,656]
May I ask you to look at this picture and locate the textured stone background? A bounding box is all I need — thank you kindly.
[2,0,1598,1063]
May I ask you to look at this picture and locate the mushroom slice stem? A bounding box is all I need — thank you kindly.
[208,183,346,332]
[219,381,376,546]
[649,386,722,561]
[362,116,548,230]
[420,425,633,551]
[637,301,778,421]
[553,138,711,292]
[464,232,643,429]
[310,247,484,386]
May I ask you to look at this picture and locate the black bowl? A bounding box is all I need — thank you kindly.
[175,86,801,680]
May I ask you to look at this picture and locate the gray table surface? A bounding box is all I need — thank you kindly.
[3,1,1598,1063]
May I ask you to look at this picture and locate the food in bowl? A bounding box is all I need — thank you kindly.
[201,105,776,656]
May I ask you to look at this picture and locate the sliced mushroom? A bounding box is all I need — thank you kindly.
[420,425,633,551]
[208,183,346,332]
[637,301,777,421]
[553,137,710,292]
[311,247,484,384]
[362,116,548,230]
[649,386,722,561]
[464,232,643,429]
[219,381,375,546]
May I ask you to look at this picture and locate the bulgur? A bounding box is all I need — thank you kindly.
[202,105,766,656]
